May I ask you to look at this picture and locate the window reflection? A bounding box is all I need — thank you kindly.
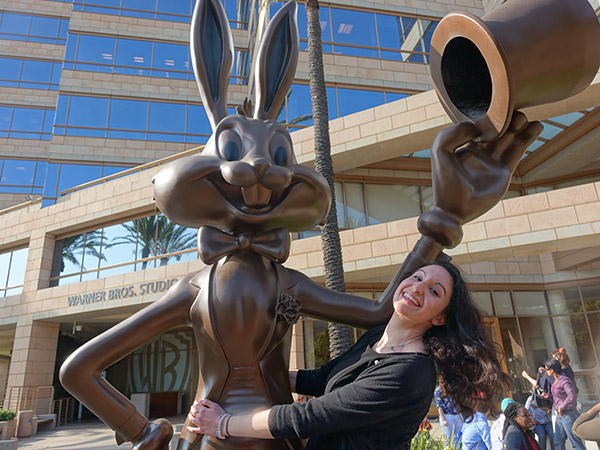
[0,107,53,140]
[54,94,211,143]
[0,12,68,44]
[272,2,438,63]
[0,247,28,297]
[50,213,199,285]
[71,0,250,28]
[65,33,248,84]
[0,58,61,90]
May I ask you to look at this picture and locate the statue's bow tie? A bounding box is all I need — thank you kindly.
[198,226,291,264]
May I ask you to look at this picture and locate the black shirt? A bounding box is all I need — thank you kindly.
[269,326,436,449]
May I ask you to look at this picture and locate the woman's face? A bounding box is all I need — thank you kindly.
[393,265,453,328]
[545,366,555,377]
[514,407,534,431]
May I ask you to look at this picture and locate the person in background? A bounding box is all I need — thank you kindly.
[541,359,585,450]
[461,400,492,450]
[503,402,540,450]
[525,392,554,450]
[551,349,576,385]
[572,402,600,449]
[435,384,464,445]
[491,398,515,450]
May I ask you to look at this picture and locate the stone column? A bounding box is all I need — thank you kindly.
[4,316,59,406]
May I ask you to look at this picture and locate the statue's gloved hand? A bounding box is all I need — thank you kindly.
[418,111,543,248]
[116,418,173,450]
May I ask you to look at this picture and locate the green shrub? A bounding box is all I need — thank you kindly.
[0,410,16,421]
[411,429,461,450]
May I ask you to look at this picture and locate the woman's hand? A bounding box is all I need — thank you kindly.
[187,399,226,436]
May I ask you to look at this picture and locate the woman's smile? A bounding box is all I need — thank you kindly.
[402,290,421,307]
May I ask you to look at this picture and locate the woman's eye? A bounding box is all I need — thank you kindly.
[413,275,421,281]
[274,146,288,166]
[430,288,439,297]
[223,141,240,161]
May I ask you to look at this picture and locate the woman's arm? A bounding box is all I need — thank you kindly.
[289,370,298,393]
[521,370,537,387]
[188,400,274,439]
[438,407,448,427]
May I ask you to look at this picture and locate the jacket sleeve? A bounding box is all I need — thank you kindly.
[269,356,433,439]
[480,422,492,450]
[572,409,600,441]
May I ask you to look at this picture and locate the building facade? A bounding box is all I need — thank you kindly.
[1,0,600,416]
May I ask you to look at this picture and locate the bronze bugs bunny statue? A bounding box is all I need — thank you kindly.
[59,0,543,449]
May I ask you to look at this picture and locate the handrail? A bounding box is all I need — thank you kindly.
[0,197,42,216]
[58,145,204,197]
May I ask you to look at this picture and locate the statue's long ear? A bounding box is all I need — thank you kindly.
[254,1,299,120]
[191,0,233,130]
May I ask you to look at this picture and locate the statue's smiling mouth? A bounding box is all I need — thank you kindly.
[209,175,294,214]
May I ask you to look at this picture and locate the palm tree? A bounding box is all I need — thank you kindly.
[58,230,104,272]
[306,0,352,357]
[110,215,196,269]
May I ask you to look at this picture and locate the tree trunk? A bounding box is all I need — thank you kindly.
[306,0,352,358]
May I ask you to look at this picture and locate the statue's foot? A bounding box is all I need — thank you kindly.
[132,419,173,450]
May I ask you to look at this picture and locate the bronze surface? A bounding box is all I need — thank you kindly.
[430,0,600,142]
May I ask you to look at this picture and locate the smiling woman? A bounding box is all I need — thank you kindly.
[186,261,511,450]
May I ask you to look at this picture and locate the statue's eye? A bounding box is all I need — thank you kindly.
[274,146,288,166]
[224,141,240,161]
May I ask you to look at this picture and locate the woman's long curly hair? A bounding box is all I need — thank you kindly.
[414,261,512,417]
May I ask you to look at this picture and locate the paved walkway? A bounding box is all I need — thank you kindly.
[17,417,186,450]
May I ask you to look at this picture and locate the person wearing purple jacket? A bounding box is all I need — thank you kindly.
[541,359,585,450]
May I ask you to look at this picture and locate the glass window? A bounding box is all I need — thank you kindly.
[580,285,600,312]
[157,0,191,17]
[57,164,102,194]
[153,42,189,79]
[101,222,138,268]
[421,186,434,212]
[67,96,109,128]
[108,99,148,132]
[0,106,11,136]
[134,216,157,268]
[0,251,11,289]
[494,291,514,315]
[302,319,330,369]
[334,181,345,229]
[0,58,22,83]
[115,38,152,76]
[30,16,59,40]
[518,316,556,369]
[154,215,196,264]
[472,291,494,316]
[498,317,528,403]
[55,232,86,277]
[345,182,366,228]
[3,248,28,296]
[0,13,31,36]
[148,102,185,141]
[337,88,384,116]
[1,159,36,186]
[514,291,548,316]
[185,104,211,139]
[365,184,421,224]
[76,35,116,67]
[587,311,600,367]
[539,122,563,140]
[547,288,582,314]
[550,314,596,370]
[286,84,313,126]
[20,60,52,85]
[331,8,377,48]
